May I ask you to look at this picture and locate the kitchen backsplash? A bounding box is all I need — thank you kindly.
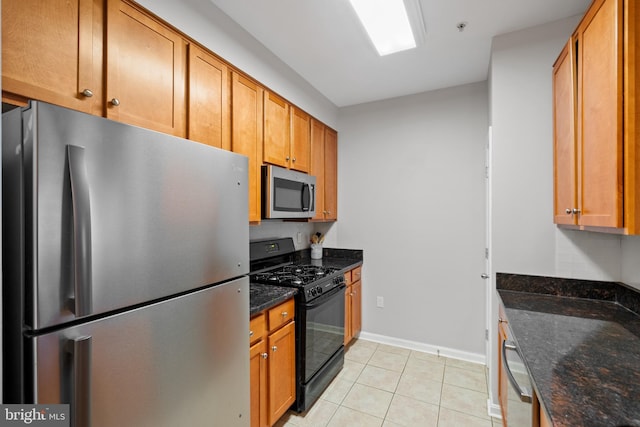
[250,221,336,250]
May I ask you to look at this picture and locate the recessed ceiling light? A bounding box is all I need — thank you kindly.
[349,0,424,56]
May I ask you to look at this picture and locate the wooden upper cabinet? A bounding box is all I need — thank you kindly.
[263,91,291,168]
[553,41,578,226]
[231,72,264,223]
[575,0,623,228]
[188,44,230,150]
[324,127,338,221]
[2,0,102,114]
[105,0,187,137]
[310,120,326,221]
[310,121,338,221]
[290,107,311,172]
[552,0,640,233]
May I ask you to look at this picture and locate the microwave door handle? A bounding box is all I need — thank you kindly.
[301,183,311,211]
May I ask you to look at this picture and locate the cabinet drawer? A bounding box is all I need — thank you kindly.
[250,313,266,345]
[352,266,362,282]
[344,271,352,286]
[268,298,295,332]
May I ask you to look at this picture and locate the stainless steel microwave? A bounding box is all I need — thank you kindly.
[262,165,316,219]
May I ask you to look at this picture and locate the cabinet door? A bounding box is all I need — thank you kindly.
[344,284,352,345]
[250,340,268,427]
[576,0,623,227]
[324,128,338,221]
[2,0,101,114]
[553,41,578,226]
[351,280,362,338]
[263,91,291,168]
[106,0,187,136]
[290,107,311,172]
[231,72,264,223]
[311,120,326,221]
[268,321,296,425]
[188,44,230,150]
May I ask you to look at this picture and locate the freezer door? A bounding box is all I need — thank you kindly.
[30,277,250,427]
[7,101,249,329]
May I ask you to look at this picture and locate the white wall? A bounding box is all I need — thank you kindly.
[136,0,339,128]
[487,14,640,414]
[336,82,489,360]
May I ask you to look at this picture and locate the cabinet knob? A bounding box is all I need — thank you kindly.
[292,157,296,162]
[272,345,278,352]
[565,208,572,214]
[261,353,268,359]
[110,98,120,106]
[81,89,93,98]
[481,273,489,279]
[572,208,581,215]
[249,330,254,337]
[281,311,288,318]
[286,156,290,161]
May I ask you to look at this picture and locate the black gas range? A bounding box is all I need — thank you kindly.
[250,238,346,413]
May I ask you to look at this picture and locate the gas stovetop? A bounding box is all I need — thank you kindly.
[251,263,345,302]
[250,238,345,302]
[252,264,339,286]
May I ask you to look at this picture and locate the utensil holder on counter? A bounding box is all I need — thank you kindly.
[310,243,323,259]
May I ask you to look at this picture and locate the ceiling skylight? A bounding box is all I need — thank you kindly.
[349,0,419,56]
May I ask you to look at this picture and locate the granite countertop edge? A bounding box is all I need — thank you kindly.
[496,272,640,427]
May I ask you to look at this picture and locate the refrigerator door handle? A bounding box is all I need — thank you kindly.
[68,336,92,427]
[67,145,93,317]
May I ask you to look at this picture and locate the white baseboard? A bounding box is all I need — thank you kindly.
[356,331,486,366]
[487,399,503,420]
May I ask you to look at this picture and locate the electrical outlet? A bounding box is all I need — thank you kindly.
[376,296,384,308]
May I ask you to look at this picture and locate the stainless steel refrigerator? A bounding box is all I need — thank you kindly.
[2,101,250,426]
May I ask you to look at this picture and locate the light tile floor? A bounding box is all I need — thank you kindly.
[275,339,502,427]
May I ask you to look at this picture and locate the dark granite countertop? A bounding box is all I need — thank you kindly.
[497,273,640,427]
[249,247,363,316]
[294,247,364,274]
[250,284,297,316]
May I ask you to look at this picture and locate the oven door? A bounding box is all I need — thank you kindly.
[303,285,345,382]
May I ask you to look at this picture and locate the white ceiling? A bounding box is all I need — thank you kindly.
[207,0,591,107]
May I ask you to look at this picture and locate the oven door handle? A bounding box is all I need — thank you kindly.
[304,284,345,308]
[502,339,533,403]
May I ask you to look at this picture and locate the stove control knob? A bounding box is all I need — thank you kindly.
[317,286,323,294]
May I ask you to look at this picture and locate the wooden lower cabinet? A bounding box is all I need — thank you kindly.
[250,339,268,427]
[539,407,552,427]
[344,266,362,345]
[249,299,296,427]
